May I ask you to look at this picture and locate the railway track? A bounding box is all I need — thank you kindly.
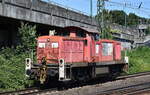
[127,88,150,95]
[23,88,58,95]
[0,87,58,95]
[0,88,40,95]
[99,82,150,95]
[117,71,150,79]
[97,71,150,95]
[1,71,150,95]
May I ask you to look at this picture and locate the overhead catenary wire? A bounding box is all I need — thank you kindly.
[107,3,150,15]
[107,1,150,11]
[106,1,150,18]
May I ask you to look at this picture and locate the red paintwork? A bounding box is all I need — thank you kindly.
[62,39,84,63]
[37,26,122,64]
[114,43,121,60]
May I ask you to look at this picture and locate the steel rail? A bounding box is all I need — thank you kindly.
[0,87,58,95]
[0,88,40,95]
[117,71,150,79]
[127,87,150,95]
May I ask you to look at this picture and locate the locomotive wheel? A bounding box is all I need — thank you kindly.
[109,72,120,80]
[72,67,91,82]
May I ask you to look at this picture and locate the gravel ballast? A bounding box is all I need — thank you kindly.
[39,75,150,95]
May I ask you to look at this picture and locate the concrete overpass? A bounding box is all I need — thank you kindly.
[0,0,97,47]
[0,0,97,29]
[135,35,150,47]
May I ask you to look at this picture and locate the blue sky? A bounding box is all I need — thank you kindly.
[43,0,150,18]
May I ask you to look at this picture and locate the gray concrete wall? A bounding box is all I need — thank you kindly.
[0,0,97,29]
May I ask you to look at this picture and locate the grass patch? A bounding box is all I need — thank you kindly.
[127,46,150,74]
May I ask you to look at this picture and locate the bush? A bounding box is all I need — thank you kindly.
[101,26,113,39]
[127,46,150,74]
[0,50,29,91]
[0,23,36,91]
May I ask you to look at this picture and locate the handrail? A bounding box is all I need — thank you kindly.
[41,0,90,16]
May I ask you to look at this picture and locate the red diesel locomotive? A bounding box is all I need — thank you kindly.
[25,26,128,84]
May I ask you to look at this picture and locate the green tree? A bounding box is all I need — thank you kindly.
[101,26,113,39]
[109,10,127,26]
[127,13,139,26]
[17,23,37,53]
[96,9,150,26]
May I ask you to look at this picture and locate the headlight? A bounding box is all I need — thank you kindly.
[38,43,46,48]
[51,42,58,48]
[47,38,50,42]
